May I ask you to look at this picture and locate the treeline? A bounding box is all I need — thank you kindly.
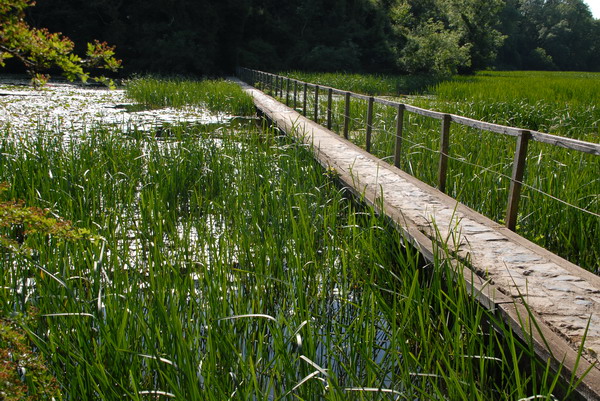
[26,0,600,76]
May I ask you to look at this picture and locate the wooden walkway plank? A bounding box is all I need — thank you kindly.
[234,79,600,400]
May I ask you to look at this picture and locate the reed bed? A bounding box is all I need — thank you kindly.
[125,77,256,116]
[282,71,440,96]
[267,71,599,273]
[425,71,600,141]
[0,112,580,399]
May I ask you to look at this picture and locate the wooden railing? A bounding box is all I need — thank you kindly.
[236,68,600,232]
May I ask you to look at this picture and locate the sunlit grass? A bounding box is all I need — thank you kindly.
[281,71,441,96]
[125,77,256,116]
[0,120,578,399]
[423,71,600,141]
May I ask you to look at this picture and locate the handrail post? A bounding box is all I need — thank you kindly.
[327,88,333,130]
[286,78,290,106]
[394,104,405,168]
[314,85,319,122]
[438,114,451,193]
[293,80,297,109]
[270,74,274,95]
[506,130,531,231]
[366,96,374,153]
[303,83,308,116]
[279,76,284,97]
[343,92,351,139]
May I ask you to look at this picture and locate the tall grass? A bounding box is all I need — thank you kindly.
[125,77,256,116]
[266,71,600,273]
[282,71,440,96]
[425,71,600,141]
[0,117,577,399]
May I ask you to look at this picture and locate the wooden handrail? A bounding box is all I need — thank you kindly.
[238,68,599,231]
[241,68,599,155]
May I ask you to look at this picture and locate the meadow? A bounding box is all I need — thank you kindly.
[0,78,584,399]
[270,70,600,273]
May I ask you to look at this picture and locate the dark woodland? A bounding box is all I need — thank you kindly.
[22,0,600,76]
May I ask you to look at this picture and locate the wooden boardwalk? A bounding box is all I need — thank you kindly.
[235,79,600,400]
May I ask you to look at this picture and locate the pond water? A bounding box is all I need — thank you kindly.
[0,76,232,135]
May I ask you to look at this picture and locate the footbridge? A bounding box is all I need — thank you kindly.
[234,70,600,400]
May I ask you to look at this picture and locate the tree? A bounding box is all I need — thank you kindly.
[0,0,121,86]
[388,0,503,75]
[400,18,472,75]
[499,0,600,71]
[436,0,506,71]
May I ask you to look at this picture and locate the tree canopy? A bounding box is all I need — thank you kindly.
[2,0,599,78]
[0,0,121,85]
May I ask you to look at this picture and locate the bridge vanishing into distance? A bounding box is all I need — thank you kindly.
[234,72,600,400]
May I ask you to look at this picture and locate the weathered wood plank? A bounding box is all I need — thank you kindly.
[450,114,522,136]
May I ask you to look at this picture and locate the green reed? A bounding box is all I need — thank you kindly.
[0,114,581,400]
[281,71,440,96]
[426,71,600,141]
[125,77,256,116]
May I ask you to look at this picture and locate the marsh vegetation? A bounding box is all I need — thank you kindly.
[0,78,588,400]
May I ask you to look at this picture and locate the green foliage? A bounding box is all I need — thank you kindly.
[0,0,121,86]
[0,315,62,400]
[496,0,600,71]
[400,18,472,76]
[0,182,94,254]
[8,0,598,76]
[387,0,505,75]
[428,70,600,139]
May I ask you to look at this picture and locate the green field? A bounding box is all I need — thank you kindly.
[271,71,599,273]
[0,78,583,399]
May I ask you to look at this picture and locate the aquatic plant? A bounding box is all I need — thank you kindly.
[125,77,256,115]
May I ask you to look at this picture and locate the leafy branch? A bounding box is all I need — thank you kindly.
[0,0,121,87]
[0,183,95,254]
